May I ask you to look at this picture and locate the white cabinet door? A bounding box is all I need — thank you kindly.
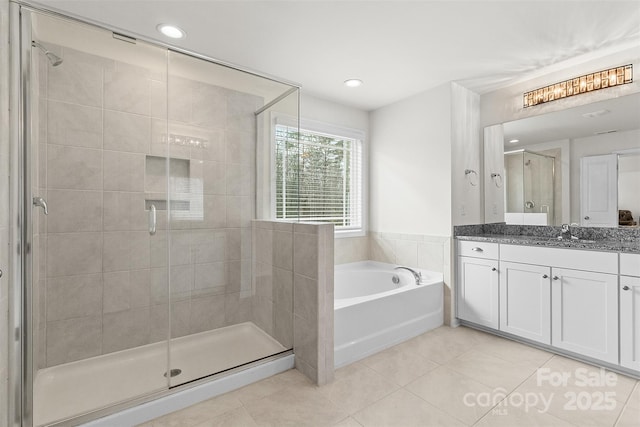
[580,154,618,227]
[620,276,640,371]
[551,268,618,364]
[500,262,551,344]
[457,256,499,328]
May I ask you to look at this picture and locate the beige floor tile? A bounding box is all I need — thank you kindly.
[320,365,400,414]
[395,329,475,365]
[472,335,554,366]
[405,365,496,425]
[333,416,363,427]
[616,404,640,427]
[432,325,497,345]
[474,403,576,427]
[625,382,640,410]
[360,346,438,386]
[229,368,312,404]
[512,359,626,427]
[444,349,538,391]
[353,389,466,427]
[334,361,370,382]
[194,407,258,427]
[138,393,243,427]
[538,356,637,403]
[244,386,348,427]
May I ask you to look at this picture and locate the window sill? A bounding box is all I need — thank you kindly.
[335,229,366,239]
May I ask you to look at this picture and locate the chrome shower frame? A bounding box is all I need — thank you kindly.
[8,2,300,426]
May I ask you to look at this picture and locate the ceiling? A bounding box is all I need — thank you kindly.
[31,0,640,111]
[503,92,640,148]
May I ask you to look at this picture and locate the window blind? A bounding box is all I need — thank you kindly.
[275,124,363,231]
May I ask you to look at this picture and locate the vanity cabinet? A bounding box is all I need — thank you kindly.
[620,253,640,371]
[458,242,623,366]
[457,241,499,329]
[550,268,618,364]
[500,244,619,364]
[499,261,551,345]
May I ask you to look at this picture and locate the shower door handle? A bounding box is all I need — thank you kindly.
[33,196,48,215]
[148,204,157,235]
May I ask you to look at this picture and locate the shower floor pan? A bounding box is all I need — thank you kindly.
[33,322,287,426]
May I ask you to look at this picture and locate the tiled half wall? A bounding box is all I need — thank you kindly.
[253,220,335,385]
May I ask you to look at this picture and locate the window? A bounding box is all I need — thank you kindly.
[273,118,364,235]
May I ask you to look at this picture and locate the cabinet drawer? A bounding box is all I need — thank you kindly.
[457,240,499,259]
[620,253,640,277]
[500,244,617,274]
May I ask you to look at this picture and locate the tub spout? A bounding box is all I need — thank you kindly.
[394,266,422,285]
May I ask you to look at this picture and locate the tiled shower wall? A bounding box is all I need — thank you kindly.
[335,233,452,324]
[35,45,262,368]
[253,220,334,385]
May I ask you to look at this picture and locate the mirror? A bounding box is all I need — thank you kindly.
[499,92,640,228]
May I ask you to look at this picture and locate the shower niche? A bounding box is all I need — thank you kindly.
[19,7,299,426]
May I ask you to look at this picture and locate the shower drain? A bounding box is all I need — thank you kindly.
[164,368,182,378]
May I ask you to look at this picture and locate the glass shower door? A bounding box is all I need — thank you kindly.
[523,151,555,225]
[165,51,296,386]
[27,11,171,426]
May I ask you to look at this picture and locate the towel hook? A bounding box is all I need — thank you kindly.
[490,173,503,188]
[464,169,478,186]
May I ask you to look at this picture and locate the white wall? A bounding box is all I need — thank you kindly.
[301,93,369,132]
[1,0,10,424]
[369,83,452,236]
[451,83,482,225]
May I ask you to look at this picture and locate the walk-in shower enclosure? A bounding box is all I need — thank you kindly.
[9,4,300,426]
[504,150,556,226]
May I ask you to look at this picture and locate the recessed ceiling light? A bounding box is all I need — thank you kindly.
[509,139,520,144]
[156,24,186,39]
[344,79,363,88]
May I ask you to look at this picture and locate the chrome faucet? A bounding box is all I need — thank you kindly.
[394,266,422,285]
[559,224,578,240]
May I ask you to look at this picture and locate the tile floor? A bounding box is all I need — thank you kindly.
[139,326,640,427]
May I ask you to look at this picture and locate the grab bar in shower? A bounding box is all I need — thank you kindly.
[148,204,156,235]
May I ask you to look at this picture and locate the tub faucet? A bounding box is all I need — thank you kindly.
[394,266,422,285]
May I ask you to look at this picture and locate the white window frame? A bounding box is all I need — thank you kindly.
[271,114,367,238]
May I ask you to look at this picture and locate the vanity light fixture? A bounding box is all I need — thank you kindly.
[344,79,363,88]
[156,24,186,39]
[523,64,633,108]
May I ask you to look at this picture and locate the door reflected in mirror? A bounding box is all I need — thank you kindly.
[500,92,640,228]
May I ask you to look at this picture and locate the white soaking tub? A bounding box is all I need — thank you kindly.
[334,261,443,368]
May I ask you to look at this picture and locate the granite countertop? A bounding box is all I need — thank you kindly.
[456,234,640,254]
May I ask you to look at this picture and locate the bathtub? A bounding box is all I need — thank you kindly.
[334,261,443,368]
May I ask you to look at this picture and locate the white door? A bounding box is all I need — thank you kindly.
[551,268,618,364]
[500,262,551,344]
[457,256,499,328]
[580,154,618,227]
[620,276,640,371]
